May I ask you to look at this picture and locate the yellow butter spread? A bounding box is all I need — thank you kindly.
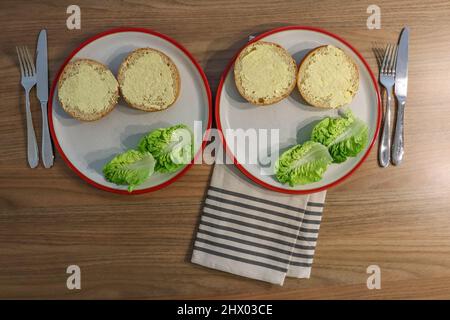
[299,45,357,107]
[121,51,176,110]
[58,64,117,114]
[239,45,293,98]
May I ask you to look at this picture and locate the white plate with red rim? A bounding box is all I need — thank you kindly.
[49,28,212,194]
[216,26,381,194]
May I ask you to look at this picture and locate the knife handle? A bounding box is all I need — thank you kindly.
[26,89,39,168]
[40,101,54,168]
[378,88,392,167]
[392,100,405,165]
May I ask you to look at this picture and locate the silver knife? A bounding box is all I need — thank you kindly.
[36,29,54,168]
[392,27,409,165]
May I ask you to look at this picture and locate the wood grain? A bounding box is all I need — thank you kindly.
[1,0,450,299]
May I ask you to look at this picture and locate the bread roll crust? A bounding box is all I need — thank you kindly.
[234,41,297,106]
[57,59,120,121]
[117,48,180,112]
[297,45,359,109]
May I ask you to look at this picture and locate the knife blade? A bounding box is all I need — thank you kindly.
[392,26,409,165]
[36,29,54,168]
[395,27,409,99]
[37,29,48,102]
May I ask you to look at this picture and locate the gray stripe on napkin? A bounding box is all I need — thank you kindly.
[193,246,288,273]
[208,186,309,214]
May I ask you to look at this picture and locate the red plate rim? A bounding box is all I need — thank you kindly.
[48,27,213,195]
[215,25,382,194]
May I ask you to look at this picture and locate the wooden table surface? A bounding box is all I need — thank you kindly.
[1,0,450,299]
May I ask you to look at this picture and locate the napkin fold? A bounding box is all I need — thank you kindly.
[191,148,326,285]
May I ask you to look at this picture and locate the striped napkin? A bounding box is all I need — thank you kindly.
[191,147,326,285]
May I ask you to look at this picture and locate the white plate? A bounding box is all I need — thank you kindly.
[49,28,212,194]
[217,26,381,194]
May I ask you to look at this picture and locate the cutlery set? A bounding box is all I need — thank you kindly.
[16,29,54,168]
[377,27,409,167]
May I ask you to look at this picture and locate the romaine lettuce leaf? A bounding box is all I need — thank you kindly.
[139,124,193,173]
[103,150,155,192]
[311,110,368,163]
[275,141,333,186]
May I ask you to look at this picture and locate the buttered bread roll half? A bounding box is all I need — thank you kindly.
[118,48,180,112]
[234,41,297,105]
[58,59,120,121]
[297,45,359,109]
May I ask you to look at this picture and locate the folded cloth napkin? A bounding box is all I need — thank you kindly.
[191,147,326,285]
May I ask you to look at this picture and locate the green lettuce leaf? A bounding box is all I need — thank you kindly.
[139,124,193,173]
[275,141,333,186]
[103,150,155,192]
[311,110,368,163]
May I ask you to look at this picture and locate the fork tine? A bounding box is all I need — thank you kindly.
[392,45,398,73]
[388,44,396,74]
[389,44,397,73]
[22,46,30,77]
[384,44,392,72]
[381,44,390,73]
[22,46,32,76]
[22,46,33,76]
[386,45,392,73]
[16,46,24,77]
[24,46,36,75]
[18,46,30,77]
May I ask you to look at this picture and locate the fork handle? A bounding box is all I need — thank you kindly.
[392,99,405,165]
[379,88,392,167]
[40,101,54,168]
[25,89,39,168]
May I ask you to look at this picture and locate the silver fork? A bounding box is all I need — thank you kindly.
[16,46,39,168]
[378,44,398,168]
